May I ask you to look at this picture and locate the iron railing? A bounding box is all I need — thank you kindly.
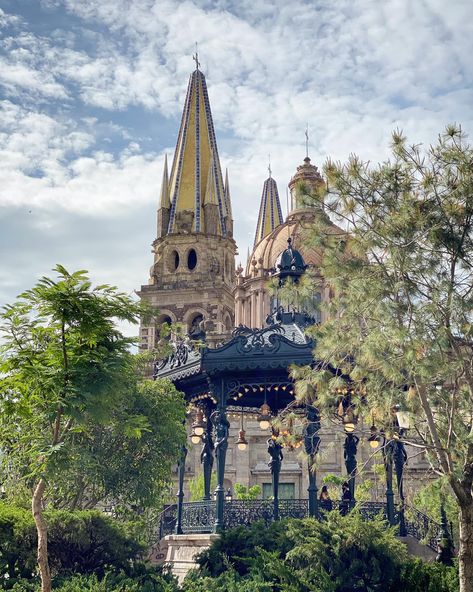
[157,498,444,552]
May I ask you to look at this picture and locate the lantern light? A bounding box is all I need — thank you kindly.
[258,402,272,430]
[190,431,201,444]
[236,429,248,451]
[192,408,205,436]
[368,424,379,449]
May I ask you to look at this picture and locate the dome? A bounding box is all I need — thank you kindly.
[246,209,345,276]
[288,156,324,212]
[246,210,322,275]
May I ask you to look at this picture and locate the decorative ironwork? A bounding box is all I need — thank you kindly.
[181,501,216,533]
[404,506,443,551]
[224,500,274,528]
[232,324,285,354]
[279,499,309,519]
[157,498,444,552]
[157,504,177,540]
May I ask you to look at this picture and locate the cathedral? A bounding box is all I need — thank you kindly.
[137,64,429,503]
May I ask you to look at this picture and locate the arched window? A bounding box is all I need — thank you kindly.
[168,250,180,272]
[224,314,232,331]
[187,249,197,270]
[188,313,204,338]
[155,315,172,343]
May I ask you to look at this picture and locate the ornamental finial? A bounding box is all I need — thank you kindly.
[193,42,200,70]
[305,123,309,159]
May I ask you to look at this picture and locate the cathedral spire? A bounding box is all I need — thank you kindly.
[159,154,170,208]
[166,68,230,236]
[157,154,170,238]
[253,173,284,247]
[224,168,233,221]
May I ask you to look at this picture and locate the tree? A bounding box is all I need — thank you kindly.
[0,266,185,591]
[294,127,473,591]
[233,483,262,501]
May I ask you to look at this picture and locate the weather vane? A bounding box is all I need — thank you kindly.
[305,123,309,158]
[193,42,200,70]
[268,154,272,178]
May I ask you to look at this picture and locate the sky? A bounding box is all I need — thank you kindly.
[0,0,472,337]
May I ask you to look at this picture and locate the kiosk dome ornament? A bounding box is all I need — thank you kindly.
[273,237,308,284]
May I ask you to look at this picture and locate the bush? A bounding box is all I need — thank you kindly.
[194,519,294,577]
[1,567,178,592]
[0,502,145,587]
[188,513,459,592]
[400,559,459,592]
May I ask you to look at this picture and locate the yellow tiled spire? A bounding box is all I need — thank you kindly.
[159,154,170,208]
[254,174,284,246]
[166,68,230,235]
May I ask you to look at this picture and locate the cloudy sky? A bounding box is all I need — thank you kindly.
[0,0,472,335]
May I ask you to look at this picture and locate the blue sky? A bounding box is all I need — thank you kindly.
[0,0,472,335]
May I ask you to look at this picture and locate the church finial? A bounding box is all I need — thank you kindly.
[305,123,309,159]
[193,42,200,71]
[268,154,272,179]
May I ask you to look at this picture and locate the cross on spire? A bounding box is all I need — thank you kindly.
[193,42,200,70]
[268,154,272,178]
[305,123,309,159]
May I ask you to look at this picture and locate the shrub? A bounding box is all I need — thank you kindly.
[194,519,294,577]
[0,503,145,586]
[189,513,459,592]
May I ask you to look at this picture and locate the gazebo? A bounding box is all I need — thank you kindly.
[155,240,450,556]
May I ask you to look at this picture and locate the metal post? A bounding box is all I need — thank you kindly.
[213,397,229,532]
[307,460,318,519]
[436,503,455,565]
[394,436,408,536]
[304,405,321,519]
[201,413,214,501]
[175,444,188,535]
[268,432,283,521]
[383,438,396,526]
[344,433,359,502]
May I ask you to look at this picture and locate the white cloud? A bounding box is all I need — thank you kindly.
[0,0,472,327]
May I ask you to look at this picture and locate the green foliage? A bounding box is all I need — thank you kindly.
[186,514,458,592]
[45,378,186,513]
[293,129,472,536]
[1,567,179,592]
[0,266,186,513]
[413,478,459,541]
[188,473,217,502]
[194,519,294,577]
[0,502,145,587]
[233,483,262,500]
[182,568,272,592]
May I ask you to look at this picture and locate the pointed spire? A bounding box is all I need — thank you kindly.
[157,154,170,239]
[166,69,228,236]
[253,174,284,247]
[224,168,233,220]
[159,154,170,208]
[204,152,218,205]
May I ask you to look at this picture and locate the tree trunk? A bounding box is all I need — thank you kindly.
[32,478,51,592]
[458,500,473,592]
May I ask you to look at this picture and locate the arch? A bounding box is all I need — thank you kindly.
[223,312,233,332]
[155,311,176,343]
[167,249,180,272]
[184,308,207,338]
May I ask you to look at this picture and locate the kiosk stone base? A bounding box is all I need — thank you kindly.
[164,533,220,583]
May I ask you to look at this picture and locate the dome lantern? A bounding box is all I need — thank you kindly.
[272,237,308,286]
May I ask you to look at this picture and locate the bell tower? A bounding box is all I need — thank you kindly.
[138,65,236,350]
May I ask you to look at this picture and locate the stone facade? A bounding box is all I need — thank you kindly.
[137,232,235,349]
